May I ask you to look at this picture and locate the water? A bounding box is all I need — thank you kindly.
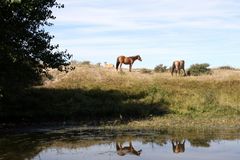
[0,128,239,160]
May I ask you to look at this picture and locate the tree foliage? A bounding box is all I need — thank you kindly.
[0,0,71,99]
[218,66,235,70]
[154,64,167,73]
[188,63,211,76]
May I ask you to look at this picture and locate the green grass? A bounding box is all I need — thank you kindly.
[1,65,240,128]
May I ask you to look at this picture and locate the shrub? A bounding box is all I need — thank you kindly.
[96,62,101,67]
[140,68,152,74]
[218,66,235,70]
[71,60,80,65]
[80,61,91,65]
[154,64,168,73]
[188,63,211,76]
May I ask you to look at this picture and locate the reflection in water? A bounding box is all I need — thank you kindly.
[171,139,185,153]
[116,141,142,156]
[0,128,239,160]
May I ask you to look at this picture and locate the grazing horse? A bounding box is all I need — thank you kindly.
[171,60,186,76]
[116,141,142,156]
[172,140,185,153]
[116,55,142,72]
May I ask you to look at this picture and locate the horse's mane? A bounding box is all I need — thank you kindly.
[128,55,139,59]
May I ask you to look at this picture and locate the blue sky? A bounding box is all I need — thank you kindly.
[48,0,240,68]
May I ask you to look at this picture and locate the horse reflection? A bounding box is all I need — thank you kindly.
[116,141,142,156]
[171,140,185,153]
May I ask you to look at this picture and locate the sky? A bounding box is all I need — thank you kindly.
[47,0,240,69]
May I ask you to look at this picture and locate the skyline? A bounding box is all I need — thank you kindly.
[47,0,240,68]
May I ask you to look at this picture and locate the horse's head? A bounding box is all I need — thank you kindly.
[172,140,185,153]
[134,149,142,156]
[137,55,142,61]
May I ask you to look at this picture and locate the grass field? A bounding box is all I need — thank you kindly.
[1,64,240,129]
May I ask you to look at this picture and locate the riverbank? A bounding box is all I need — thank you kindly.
[1,123,239,160]
[0,64,240,128]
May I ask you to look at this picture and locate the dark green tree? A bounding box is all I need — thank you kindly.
[154,64,167,73]
[0,0,71,99]
[188,63,211,76]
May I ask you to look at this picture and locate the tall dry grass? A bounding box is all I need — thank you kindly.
[1,64,239,124]
[44,65,240,119]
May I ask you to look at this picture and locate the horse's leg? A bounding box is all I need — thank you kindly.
[120,63,123,71]
[116,142,120,150]
[182,68,186,76]
[129,141,133,148]
[172,140,176,152]
[129,64,132,72]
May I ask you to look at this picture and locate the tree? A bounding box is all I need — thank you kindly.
[0,0,71,99]
[188,63,211,76]
[154,64,167,73]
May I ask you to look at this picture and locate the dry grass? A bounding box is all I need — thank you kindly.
[124,115,240,130]
[42,65,240,122]
[2,64,239,127]
[45,65,240,87]
[45,65,153,90]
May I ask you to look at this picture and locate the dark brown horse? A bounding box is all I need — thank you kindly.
[171,60,186,76]
[116,141,142,156]
[116,55,142,72]
[172,140,185,153]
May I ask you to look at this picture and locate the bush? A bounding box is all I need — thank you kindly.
[188,63,211,76]
[154,64,168,73]
[96,62,101,67]
[71,60,80,65]
[140,68,152,74]
[218,66,235,70]
[80,61,91,65]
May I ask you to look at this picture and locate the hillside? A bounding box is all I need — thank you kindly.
[1,64,240,129]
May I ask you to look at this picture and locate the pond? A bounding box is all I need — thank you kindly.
[0,127,239,160]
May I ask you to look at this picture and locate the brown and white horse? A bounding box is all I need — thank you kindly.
[116,55,142,72]
[172,140,185,153]
[171,60,186,76]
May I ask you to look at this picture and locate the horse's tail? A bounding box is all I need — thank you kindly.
[181,60,186,76]
[181,60,185,69]
[171,61,175,76]
[116,58,120,70]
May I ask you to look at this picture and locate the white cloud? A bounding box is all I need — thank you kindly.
[50,0,240,67]
[54,0,240,30]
